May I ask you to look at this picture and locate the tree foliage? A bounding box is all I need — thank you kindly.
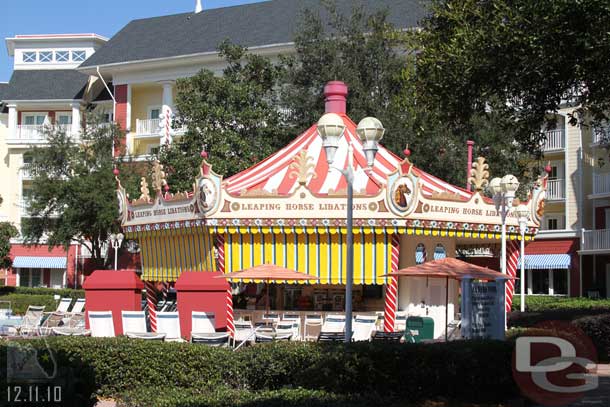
[160,42,290,192]
[0,222,18,269]
[22,115,139,266]
[415,0,610,131]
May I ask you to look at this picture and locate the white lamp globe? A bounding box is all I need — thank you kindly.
[515,204,530,220]
[488,177,503,195]
[357,117,385,167]
[500,174,520,194]
[317,113,345,164]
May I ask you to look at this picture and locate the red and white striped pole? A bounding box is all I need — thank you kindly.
[505,239,520,313]
[383,234,400,332]
[145,281,158,332]
[216,234,234,337]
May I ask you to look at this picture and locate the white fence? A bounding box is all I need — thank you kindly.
[546,179,565,200]
[542,129,564,151]
[582,229,610,251]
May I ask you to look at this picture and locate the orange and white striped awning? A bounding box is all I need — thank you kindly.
[224,114,472,200]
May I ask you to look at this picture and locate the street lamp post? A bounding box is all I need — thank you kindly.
[109,233,124,270]
[488,175,520,275]
[318,113,384,343]
[515,205,530,312]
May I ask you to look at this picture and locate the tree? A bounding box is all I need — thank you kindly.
[414,0,610,133]
[22,115,139,267]
[0,222,18,270]
[160,41,290,191]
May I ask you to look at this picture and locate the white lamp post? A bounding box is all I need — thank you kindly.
[109,233,124,270]
[515,204,530,312]
[489,175,519,275]
[318,113,384,343]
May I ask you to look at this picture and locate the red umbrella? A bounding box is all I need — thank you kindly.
[382,257,514,340]
[216,264,319,312]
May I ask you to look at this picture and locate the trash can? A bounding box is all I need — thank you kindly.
[406,316,434,342]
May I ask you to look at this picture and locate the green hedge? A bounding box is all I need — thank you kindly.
[511,295,610,312]
[0,286,85,299]
[0,337,517,407]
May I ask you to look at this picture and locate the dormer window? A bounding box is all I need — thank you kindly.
[39,51,52,62]
[23,52,36,63]
[71,50,86,62]
[55,51,69,62]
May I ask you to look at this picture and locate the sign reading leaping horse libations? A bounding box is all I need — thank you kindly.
[460,277,507,340]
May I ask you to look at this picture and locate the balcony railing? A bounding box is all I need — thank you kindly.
[582,229,610,251]
[8,124,72,144]
[542,129,565,151]
[135,118,187,138]
[546,179,565,200]
[21,163,34,180]
[593,173,610,196]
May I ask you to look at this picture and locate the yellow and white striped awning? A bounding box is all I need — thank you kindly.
[133,226,216,282]
[224,230,394,285]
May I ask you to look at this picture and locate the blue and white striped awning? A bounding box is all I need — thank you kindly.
[519,254,571,270]
[12,256,67,269]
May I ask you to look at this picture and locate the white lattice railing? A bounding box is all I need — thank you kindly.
[542,129,565,151]
[582,229,610,251]
[136,118,161,136]
[546,179,565,200]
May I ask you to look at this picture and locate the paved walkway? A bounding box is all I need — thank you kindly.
[531,364,610,407]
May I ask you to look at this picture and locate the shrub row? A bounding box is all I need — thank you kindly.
[1,293,64,315]
[0,337,517,407]
[0,286,85,298]
[511,295,610,312]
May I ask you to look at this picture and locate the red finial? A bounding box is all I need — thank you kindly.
[544,161,552,174]
[403,145,411,157]
[200,150,208,159]
[113,167,120,177]
[164,184,170,192]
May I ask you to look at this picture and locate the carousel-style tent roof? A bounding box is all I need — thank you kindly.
[224,84,473,200]
[384,257,513,280]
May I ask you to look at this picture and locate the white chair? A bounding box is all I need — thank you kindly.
[190,311,230,345]
[71,298,86,314]
[304,314,323,341]
[88,311,115,337]
[234,320,255,344]
[276,320,300,341]
[156,311,185,342]
[321,314,345,333]
[395,311,407,332]
[17,305,45,337]
[262,313,280,326]
[121,311,166,340]
[56,298,73,313]
[352,315,377,342]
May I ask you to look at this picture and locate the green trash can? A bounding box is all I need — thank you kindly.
[406,316,434,343]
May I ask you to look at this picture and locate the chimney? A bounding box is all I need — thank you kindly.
[324,81,348,114]
[195,0,203,13]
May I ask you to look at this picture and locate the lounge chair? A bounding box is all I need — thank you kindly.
[276,320,300,341]
[372,331,405,343]
[88,311,115,337]
[55,298,73,313]
[190,311,230,346]
[262,313,280,326]
[39,312,65,336]
[70,298,86,314]
[234,321,256,348]
[255,332,292,343]
[121,311,165,340]
[304,314,323,341]
[321,314,345,333]
[17,305,45,337]
[317,331,345,342]
[395,311,407,332]
[352,315,377,342]
[156,311,185,342]
[52,313,90,336]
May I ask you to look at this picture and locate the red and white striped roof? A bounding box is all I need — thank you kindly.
[224,114,472,200]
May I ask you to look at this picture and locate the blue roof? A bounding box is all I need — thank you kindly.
[12,256,67,269]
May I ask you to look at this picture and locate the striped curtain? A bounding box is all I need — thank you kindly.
[137,226,216,281]
[224,230,394,285]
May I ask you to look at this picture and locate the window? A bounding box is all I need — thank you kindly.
[55,51,69,62]
[23,114,46,126]
[548,166,558,180]
[57,114,72,126]
[71,50,86,62]
[101,112,113,123]
[434,244,446,260]
[527,269,569,296]
[415,243,426,264]
[553,270,568,295]
[532,271,549,294]
[363,285,383,299]
[39,51,52,62]
[546,218,559,230]
[23,52,36,63]
[149,108,161,120]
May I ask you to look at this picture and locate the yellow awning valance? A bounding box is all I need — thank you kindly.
[224,232,395,285]
[136,226,216,282]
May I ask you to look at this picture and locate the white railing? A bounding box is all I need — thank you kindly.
[542,129,565,151]
[16,125,46,141]
[136,118,161,136]
[593,173,610,196]
[582,229,610,251]
[546,179,565,200]
[135,118,187,137]
[21,164,34,180]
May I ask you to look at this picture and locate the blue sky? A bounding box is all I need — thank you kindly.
[0,0,266,82]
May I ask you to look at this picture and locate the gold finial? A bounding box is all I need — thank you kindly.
[151,160,167,194]
[134,177,151,204]
[289,150,317,186]
[468,156,490,192]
